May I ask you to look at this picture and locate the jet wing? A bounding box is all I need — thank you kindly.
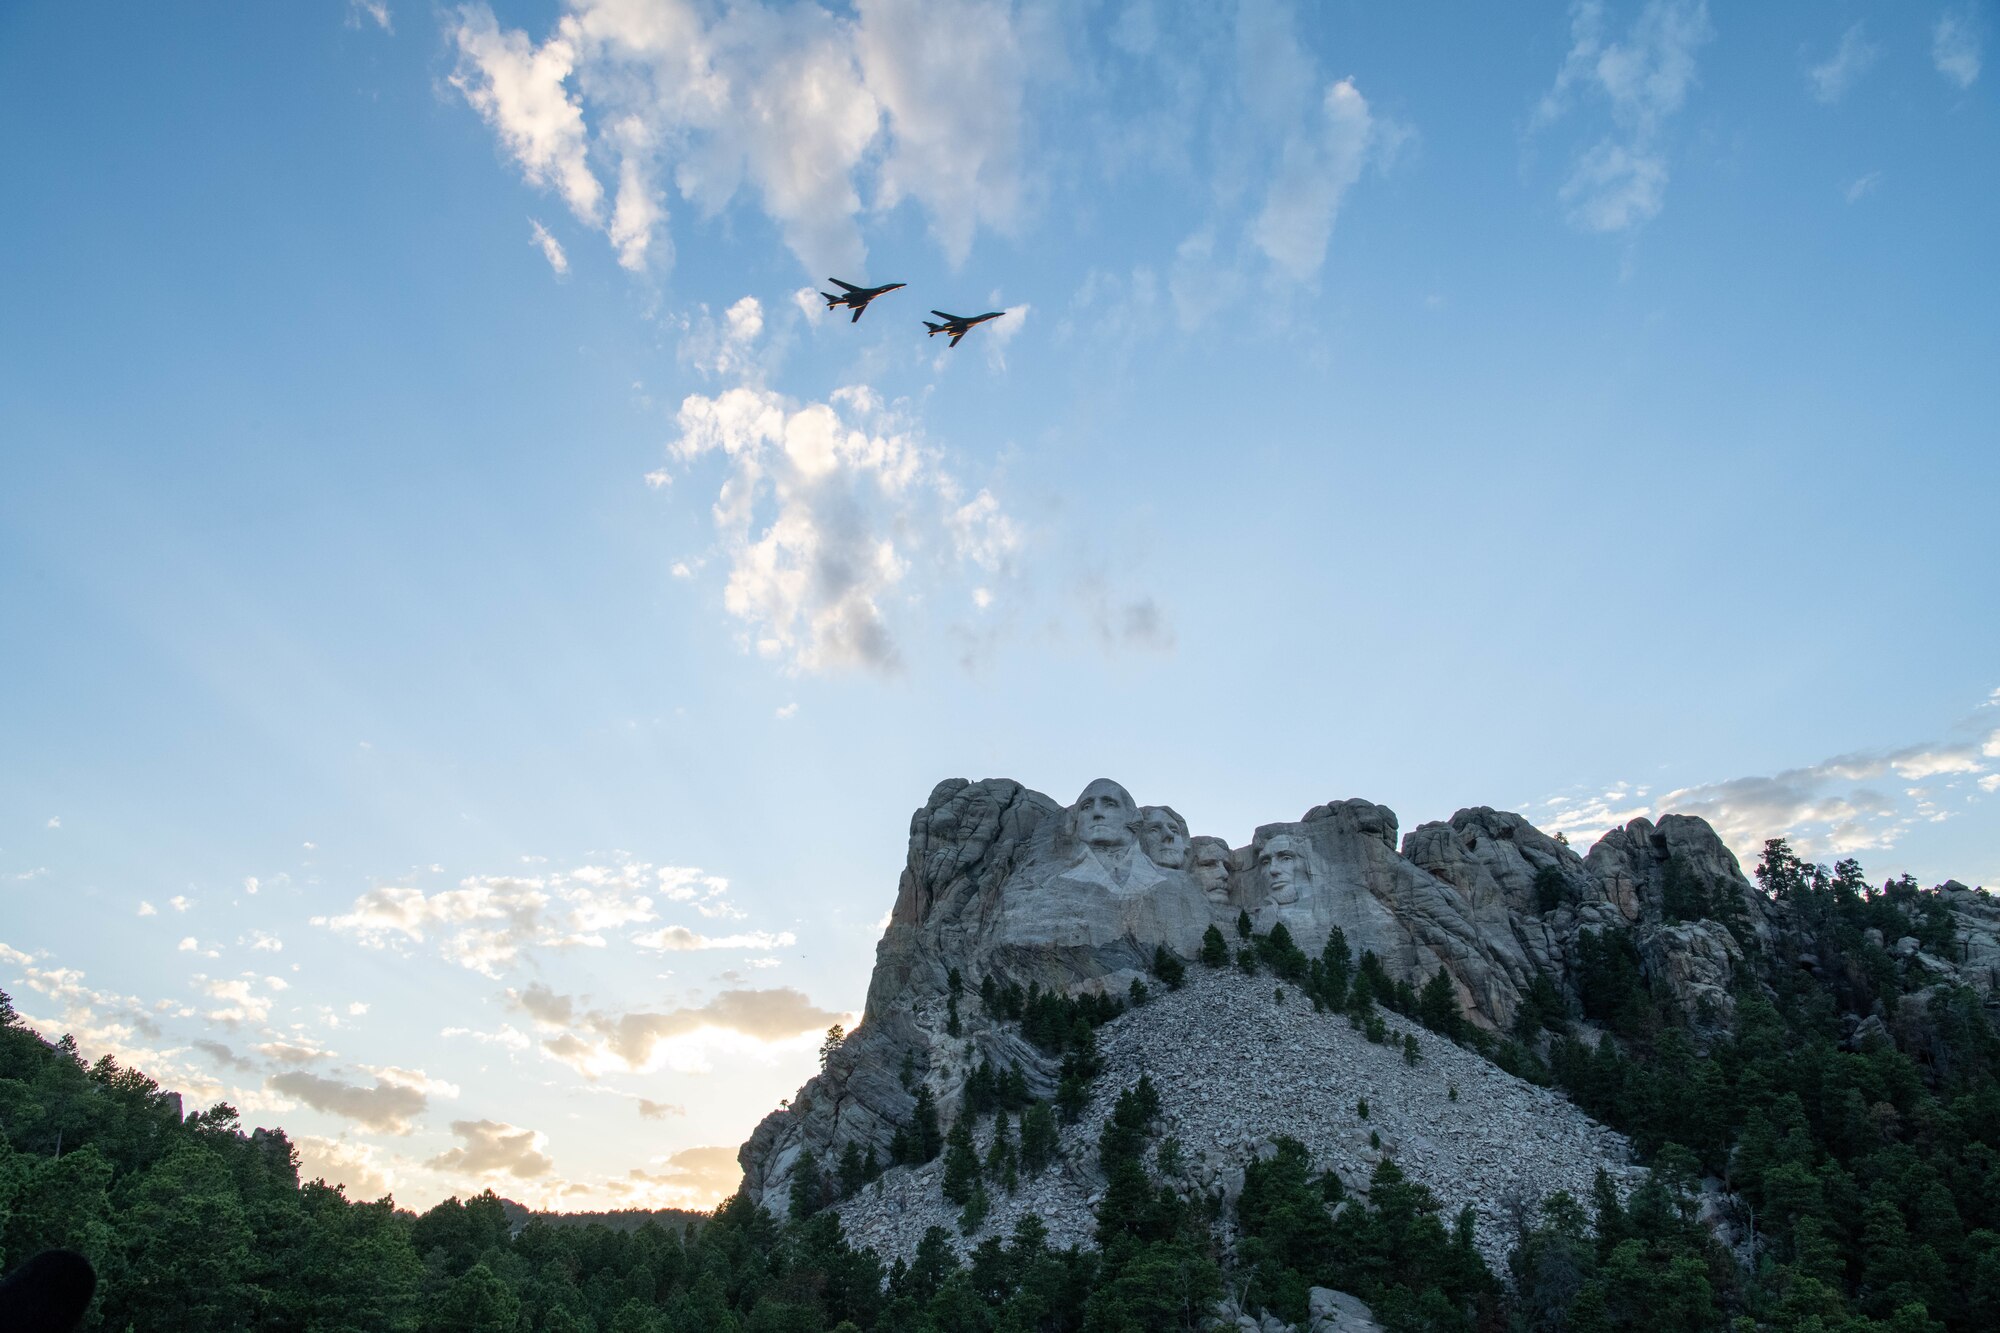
[829,278,861,292]
[931,311,959,320]
[949,331,965,347]
[851,306,864,323]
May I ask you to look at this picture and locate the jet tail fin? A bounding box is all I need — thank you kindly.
[924,321,946,334]
[821,292,842,308]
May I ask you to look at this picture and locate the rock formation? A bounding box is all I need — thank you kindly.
[736,776,1791,1258]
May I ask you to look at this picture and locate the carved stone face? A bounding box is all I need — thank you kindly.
[1259,834,1309,904]
[1070,779,1138,849]
[1138,807,1188,868]
[1190,837,1232,902]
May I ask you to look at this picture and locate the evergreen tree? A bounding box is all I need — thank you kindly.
[942,1115,981,1206]
[1019,1103,1059,1175]
[1199,925,1229,969]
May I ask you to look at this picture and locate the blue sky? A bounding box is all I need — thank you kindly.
[1,0,1995,1210]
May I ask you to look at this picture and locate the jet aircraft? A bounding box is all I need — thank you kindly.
[820,278,906,322]
[923,310,1007,348]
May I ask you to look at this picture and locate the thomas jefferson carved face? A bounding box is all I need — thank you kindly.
[1259,834,1310,904]
[1138,806,1189,868]
[1069,779,1139,849]
[1189,837,1232,903]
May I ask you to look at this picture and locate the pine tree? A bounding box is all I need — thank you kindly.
[942,1116,981,1206]
[1236,908,1253,940]
[986,1109,1016,1184]
[1153,944,1186,990]
[838,1141,868,1196]
[1417,968,1461,1040]
[1200,925,1229,969]
[789,1148,825,1220]
[1019,1102,1059,1174]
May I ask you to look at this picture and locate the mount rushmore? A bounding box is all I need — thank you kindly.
[733,775,1823,1251]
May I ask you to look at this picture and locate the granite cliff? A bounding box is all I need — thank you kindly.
[734,776,1995,1267]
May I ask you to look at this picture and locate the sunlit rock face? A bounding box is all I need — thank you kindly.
[736,776,1773,1224]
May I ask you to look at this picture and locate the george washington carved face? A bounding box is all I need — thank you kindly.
[1138,806,1189,868]
[1258,833,1310,904]
[1068,779,1139,849]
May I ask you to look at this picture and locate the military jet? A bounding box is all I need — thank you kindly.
[923,309,1007,348]
[819,278,906,323]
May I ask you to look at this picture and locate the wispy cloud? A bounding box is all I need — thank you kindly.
[268,1069,428,1133]
[507,984,849,1077]
[429,1118,555,1179]
[1534,0,1713,233]
[667,358,1019,675]
[1532,712,2000,866]
[528,218,569,275]
[630,926,797,952]
[1808,24,1878,104]
[1845,171,1883,203]
[447,0,1036,275]
[313,861,695,975]
[347,1,392,34]
[600,1144,741,1209]
[1934,8,1985,89]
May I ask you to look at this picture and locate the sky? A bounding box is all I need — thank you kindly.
[1,0,1996,1213]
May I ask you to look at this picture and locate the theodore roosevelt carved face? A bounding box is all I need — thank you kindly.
[1068,779,1139,849]
[1259,833,1310,904]
[1189,837,1232,903]
[1138,806,1189,868]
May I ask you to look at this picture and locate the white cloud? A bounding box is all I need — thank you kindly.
[137,901,157,917]
[449,6,604,224]
[45,816,60,830]
[1251,78,1374,281]
[608,152,665,272]
[1935,9,1984,89]
[662,867,745,916]
[313,861,666,976]
[170,895,191,912]
[1539,721,1996,865]
[348,1001,370,1016]
[363,1064,461,1099]
[1845,171,1883,203]
[1809,24,1878,104]
[295,1134,394,1201]
[197,977,273,1026]
[348,1,392,34]
[256,1039,334,1065]
[855,0,1028,264]
[637,1098,684,1119]
[450,0,1046,277]
[178,937,198,952]
[528,217,570,274]
[603,1144,741,1209]
[774,702,798,720]
[268,1069,427,1134]
[680,296,768,378]
[630,926,797,952]
[668,377,1018,675]
[510,985,849,1077]
[1535,0,1713,232]
[428,1118,555,1179]
[247,930,283,952]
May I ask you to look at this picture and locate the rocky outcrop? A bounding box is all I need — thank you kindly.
[826,970,1637,1271]
[739,776,1776,1233]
